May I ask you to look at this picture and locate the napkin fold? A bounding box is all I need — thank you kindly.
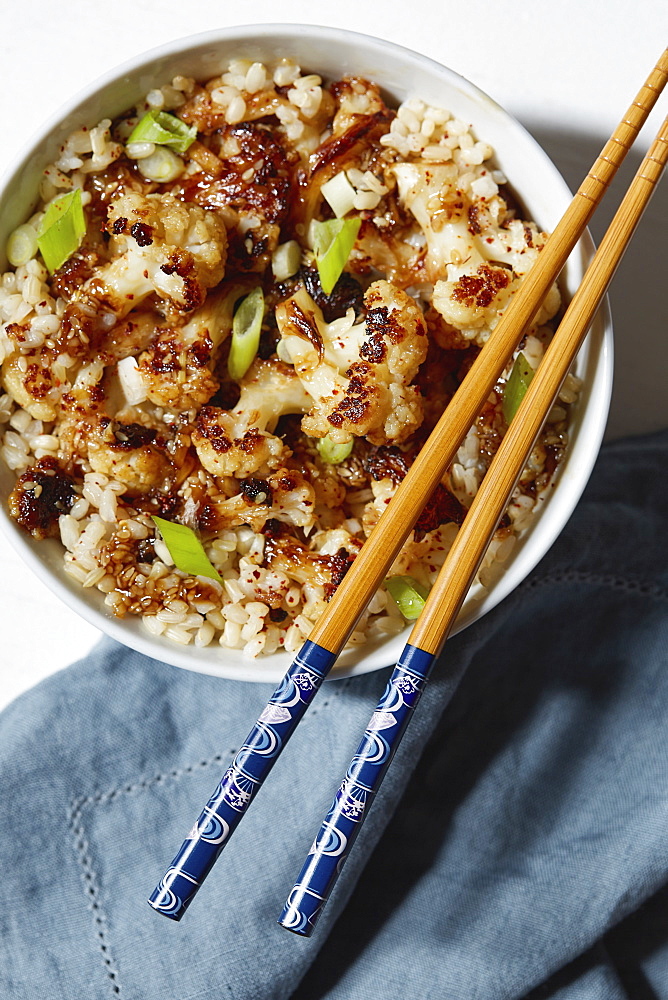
[1,430,667,1000]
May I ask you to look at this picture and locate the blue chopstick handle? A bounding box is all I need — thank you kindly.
[278,643,434,936]
[148,640,337,920]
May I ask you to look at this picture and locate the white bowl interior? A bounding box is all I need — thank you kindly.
[0,25,612,682]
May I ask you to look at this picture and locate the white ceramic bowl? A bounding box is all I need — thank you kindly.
[0,24,612,682]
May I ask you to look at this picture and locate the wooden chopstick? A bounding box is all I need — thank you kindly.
[148,53,667,923]
[280,112,668,937]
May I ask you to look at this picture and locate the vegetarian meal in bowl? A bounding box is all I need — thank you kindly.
[0,27,612,681]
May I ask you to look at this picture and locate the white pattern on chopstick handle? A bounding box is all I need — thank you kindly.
[279,644,433,936]
[148,639,336,920]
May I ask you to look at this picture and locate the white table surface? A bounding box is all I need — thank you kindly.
[1,0,666,710]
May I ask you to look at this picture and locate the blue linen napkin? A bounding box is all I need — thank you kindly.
[1,430,667,1000]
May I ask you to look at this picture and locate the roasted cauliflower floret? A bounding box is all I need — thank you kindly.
[275,280,427,446]
[82,190,227,320]
[52,359,105,462]
[262,524,360,598]
[1,349,60,422]
[275,284,363,402]
[330,77,390,137]
[392,162,485,283]
[432,255,560,346]
[132,283,250,411]
[51,354,188,496]
[471,215,553,279]
[192,359,312,478]
[177,121,295,272]
[432,262,517,342]
[0,308,99,422]
[204,468,317,532]
[85,418,175,493]
[311,461,347,509]
[393,161,560,344]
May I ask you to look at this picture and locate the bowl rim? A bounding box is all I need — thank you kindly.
[0,23,614,682]
[2,23,509,193]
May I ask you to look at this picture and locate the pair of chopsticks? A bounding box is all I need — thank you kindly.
[280,107,668,938]
[148,49,668,929]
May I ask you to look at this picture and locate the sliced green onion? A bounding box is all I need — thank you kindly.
[228,287,265,380]
[127,109,197,154]
[502,351,535,424]
[320,171,356,218]
[385,575,430,620]
[317,434,353,464]
[37,189,86,273]
[6,223,39,267]
[137,147,184,182]
[312,217,361,295]
[152,516,222,583]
